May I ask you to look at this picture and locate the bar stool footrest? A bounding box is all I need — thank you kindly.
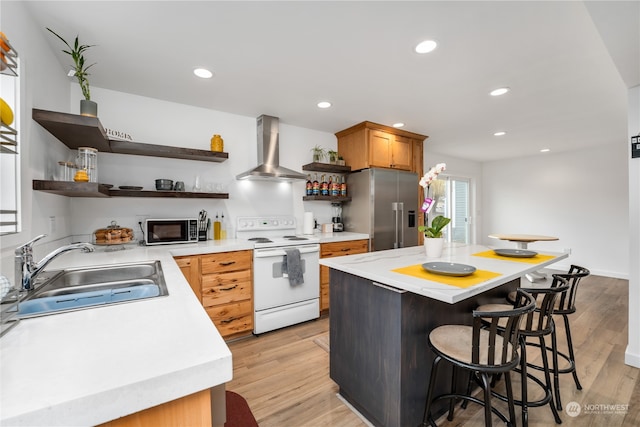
[430,393,511,425]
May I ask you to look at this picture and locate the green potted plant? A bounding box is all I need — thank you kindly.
[311,145,326,163]
[337,155,345,166]
[419,215,450,257]
[47,27,97,117]
[327,150,338,164]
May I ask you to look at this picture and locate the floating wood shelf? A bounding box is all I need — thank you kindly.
[32,109,228,162]
[108,190,229,199]
[33,180,111,197]
[303,195,351,202]
[302,162,351,173]
[33,180,229,199]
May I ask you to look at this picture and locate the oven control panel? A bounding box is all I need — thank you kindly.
[237,216,296,231]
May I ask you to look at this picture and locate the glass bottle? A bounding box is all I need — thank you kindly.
[312,173,320,196]
[306,174,313,196]
[213,213,221,240]
[321,174,328,196]
[220,213,227,239]
[340,175,347,196]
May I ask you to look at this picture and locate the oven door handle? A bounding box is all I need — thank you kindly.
[254,245,320,258]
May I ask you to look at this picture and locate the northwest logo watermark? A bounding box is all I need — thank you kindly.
[565,401,629,417]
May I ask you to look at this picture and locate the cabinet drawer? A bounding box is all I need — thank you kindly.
[321,240,368,258]
[200,250,252,275]
[206,300,253,337]
[202,272,252,307]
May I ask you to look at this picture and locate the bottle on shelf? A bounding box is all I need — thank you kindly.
[321,174,328,196]
[331,175,340,196]
[312,173,320,196]
[306,174,313,196]
[340,175,347,197]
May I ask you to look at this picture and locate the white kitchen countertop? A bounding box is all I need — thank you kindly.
[314,231,369,243]
[0,239,254,426]
[319,242,568,304]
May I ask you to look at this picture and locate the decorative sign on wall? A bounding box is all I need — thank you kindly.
[632,135,640,159]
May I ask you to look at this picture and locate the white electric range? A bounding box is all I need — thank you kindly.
[236,216,320,334]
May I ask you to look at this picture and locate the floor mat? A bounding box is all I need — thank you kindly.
[225,390,258,427]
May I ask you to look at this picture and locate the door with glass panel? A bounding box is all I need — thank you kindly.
[426,176,470,244]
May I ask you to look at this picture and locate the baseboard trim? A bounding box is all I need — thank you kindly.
[625,348,640,368]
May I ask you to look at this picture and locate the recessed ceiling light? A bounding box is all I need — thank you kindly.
[392,123,405,128]
[540,148,551,153]
[494,131,506,136]
[490,87,510,96]
[415,40,437,54]
[317,101,332,109]
[193,68,213,79]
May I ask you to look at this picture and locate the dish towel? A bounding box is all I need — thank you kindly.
[282,249,304,286]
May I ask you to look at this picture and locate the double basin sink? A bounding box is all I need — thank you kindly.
[17,261,168,318]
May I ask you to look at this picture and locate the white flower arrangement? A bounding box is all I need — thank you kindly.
[419,163,446,188]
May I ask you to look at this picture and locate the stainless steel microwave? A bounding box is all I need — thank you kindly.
[145,218,199,245]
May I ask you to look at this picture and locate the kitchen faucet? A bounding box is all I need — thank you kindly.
[15,234,94,291]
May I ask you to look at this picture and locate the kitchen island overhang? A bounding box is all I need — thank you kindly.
[322,243,568,427]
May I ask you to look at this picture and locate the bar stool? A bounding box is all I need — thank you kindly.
[476,275,569,427]
[421,289,536,427]
[507,265,590,409]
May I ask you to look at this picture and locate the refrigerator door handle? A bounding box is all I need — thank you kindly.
[398,202,404,247]
[391,202,399,248]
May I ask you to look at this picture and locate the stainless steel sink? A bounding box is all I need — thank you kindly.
[16,261,168,318]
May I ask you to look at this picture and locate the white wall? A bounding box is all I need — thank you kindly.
[626,85,640,368]
[423,150,483,244]
[482,144,629,277]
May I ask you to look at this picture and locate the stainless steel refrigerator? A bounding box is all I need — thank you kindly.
[343,168,418,251]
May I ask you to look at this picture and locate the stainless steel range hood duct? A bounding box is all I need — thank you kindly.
[236,115,307,181]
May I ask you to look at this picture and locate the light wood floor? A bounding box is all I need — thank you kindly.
[226,273,639,426]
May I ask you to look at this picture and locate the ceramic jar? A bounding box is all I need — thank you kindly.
[210,134,224,152]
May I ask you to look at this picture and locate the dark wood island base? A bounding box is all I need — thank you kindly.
[329,269,519,427]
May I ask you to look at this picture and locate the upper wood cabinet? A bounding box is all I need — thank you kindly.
[336,121,428,173]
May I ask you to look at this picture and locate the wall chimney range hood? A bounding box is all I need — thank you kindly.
[236,115,307,181]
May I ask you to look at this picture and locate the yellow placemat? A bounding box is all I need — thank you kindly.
[392,264,502,288]
[473,250,556,264]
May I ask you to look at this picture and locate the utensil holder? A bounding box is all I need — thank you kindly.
[198,229,207,241]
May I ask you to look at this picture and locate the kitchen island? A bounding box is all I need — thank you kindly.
[320,243,568,427]
[0,239,254,426]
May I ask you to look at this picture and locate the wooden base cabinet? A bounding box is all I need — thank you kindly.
[175,250,254,340]
[336,121,427,173]
[174,255,201,301]
[320,240,368,312]
[97,389,212,427]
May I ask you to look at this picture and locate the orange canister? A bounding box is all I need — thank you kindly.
[210,134,224,152]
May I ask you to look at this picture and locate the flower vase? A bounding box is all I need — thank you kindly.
[424,237,444,258]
